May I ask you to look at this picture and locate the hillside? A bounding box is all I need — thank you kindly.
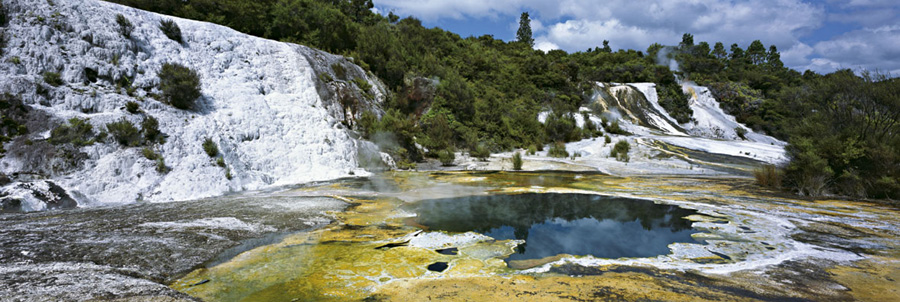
[0,0,386,211]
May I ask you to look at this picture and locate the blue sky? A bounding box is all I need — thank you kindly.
[374,0,900,75]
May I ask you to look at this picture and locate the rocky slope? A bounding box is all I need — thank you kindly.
[0,0,386,211]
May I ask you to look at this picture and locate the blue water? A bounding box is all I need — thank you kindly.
[408,193,699,262]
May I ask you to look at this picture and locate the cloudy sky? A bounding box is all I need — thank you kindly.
[374,0,900,75]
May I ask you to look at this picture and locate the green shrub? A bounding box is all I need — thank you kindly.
[611,140,631,162]
[216,157,225,167]
[141,116,162,144]
[331,62,346,80]
[156,157,168,173]
[106,118,141,147]
[225,166,233,180]
[547,142,569,158]
[438,149,455,166]
[470,143,490,161]
[49,117,95,146]
[7,56,19,64]
[351,77,372,92]
[142,147,160,160]
[159,19,183,43]
[125,101,140,114]
[735,127,748,140]
[0,3,6,27]
[115,14,134,38]
[158,63,201,110]
[43,72,64,86]
[605,120,629,135]
[658,82,693,123]
[0,30,5,57]
[526,145,536,155]
[604,135,612,145]
[358,111,378,138]
[754,165,782,189]
[202,137,218,157]
[512,151,523,170]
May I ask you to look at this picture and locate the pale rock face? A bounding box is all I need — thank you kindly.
[0,0,385,209]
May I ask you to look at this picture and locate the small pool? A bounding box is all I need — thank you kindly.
[408,193,700,263]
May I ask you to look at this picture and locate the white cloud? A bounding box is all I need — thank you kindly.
[378,0,900,74]
[534,39,560,53]
[809,25,900,74]
[781,43,814,68]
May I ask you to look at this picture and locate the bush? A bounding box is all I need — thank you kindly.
[753,165,782,189]
[351,77,372,92]
[470,143,490,161]
[216,157,225,167]
[141,116,162,144]
[49,117,95,146]
[142,147,160,160]
[512,151,523,170]
[158,63,201,110]
[106,118,141,147]
[526,145,536,155]
[605,120,629,135]
[358,111,378,138]
[116,14,134,38]
[43,72,64,86]
[547,142,569,158]
[438,149,455,166]
[202,137,218,157]
[604,135,612,145]
[735,127,748,140]
[611,140,631,162]
[0,93,28,149]
[0,3,7,27]
[156,157,168,173]
[125,101,140,114]
[0,31,6,57]
[159,19,183,43]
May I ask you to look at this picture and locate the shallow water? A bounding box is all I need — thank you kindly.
[408,193,699,261]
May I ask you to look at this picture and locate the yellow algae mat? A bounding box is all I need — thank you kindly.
[172,172,900,301]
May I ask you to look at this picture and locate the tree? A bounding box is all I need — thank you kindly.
[601,40,611,53]
[767,45,783,68]
[747,40,766,65]
[729,43,745,63]
[516,12,534,47]
[679,33,694,49]
[712,42,727,59]
[695,41,711,57]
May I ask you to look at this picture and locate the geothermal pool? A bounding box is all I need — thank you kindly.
[408,193,700,262]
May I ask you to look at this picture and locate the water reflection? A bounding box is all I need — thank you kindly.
[409,193,699,261]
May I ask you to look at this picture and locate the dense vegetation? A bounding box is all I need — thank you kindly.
[109,0,899,199]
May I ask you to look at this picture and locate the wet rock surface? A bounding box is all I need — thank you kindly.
[0,194,346,301]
